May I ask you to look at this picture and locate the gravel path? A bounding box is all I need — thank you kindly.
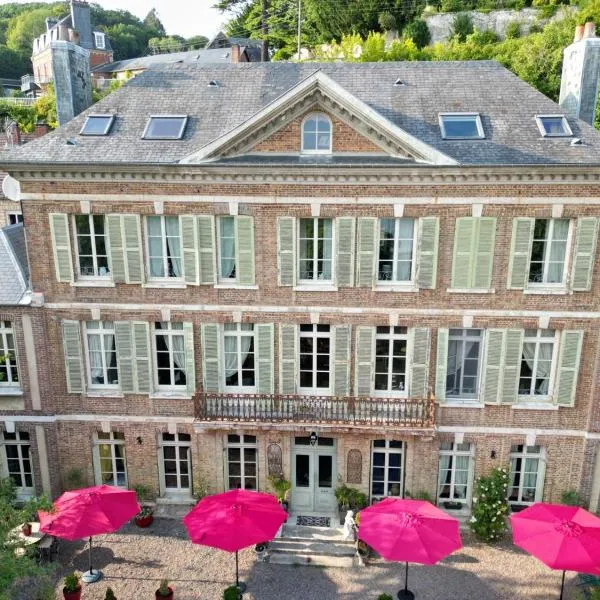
[51,518,583,600]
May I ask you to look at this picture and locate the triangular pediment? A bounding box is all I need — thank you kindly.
[180,71,456,165]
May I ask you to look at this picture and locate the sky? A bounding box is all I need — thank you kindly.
[1,0,228,39]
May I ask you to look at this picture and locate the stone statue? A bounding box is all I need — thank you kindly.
[342,510,357,542]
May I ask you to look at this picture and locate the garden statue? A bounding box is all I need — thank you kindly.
[343,510,357,541]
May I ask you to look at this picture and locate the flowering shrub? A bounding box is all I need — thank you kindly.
[469,467,510,542]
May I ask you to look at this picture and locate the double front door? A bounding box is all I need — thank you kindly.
[292,437,336,513]
[159,433,192,498]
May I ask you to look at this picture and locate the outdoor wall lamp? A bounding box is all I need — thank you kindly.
[309,432,318,446]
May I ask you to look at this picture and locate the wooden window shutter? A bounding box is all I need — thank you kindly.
[279,323,297,394]
[181,216,199,285]
[114,321,135,393]
[571,217,599,291]
[335,217,355,287]
[197,216,216,285]
[435,328,449,401]
[356,218,377,288]
[106,215,126,283]
[355,326,375,397]
[451,218,475,289]
[409,327,430,398]
[417,217,439,289]
[200,323,220,392]
[235,216,255,286]
[474,217,497,290]
[132,322,151,394]
[333,325,351,397]
[122,215,143,284]
[555,330,584,407]
[49,214,74,283]
[183,322,196,395]
[482,329,504,404]
[277,217,296,287]
[62,320,83,393]
[255,323,274,394]
[501,329,524,404]
[507,218,534,289]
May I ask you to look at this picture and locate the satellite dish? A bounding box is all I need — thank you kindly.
[1,175,20,202]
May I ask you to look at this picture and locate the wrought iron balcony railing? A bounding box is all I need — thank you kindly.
[197,393,435,428]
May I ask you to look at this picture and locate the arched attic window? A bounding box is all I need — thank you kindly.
[301,112,332,154]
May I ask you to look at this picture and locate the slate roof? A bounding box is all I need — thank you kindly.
[3,61,600,167]
[0,224,29,305]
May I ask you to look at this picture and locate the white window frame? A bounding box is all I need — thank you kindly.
[159,432,192,496]
[298,324,332,395]
[217,216,236,283]
[437,442,474,508]
[146,215,183,281]
[93,432,127,488]
[446,328,483,400]
[509,444,546,506]
[301,112,332,154]
[0,431,34,498]
[94,31,106,50]
[79,114,115,136]
[376,218,417,286]
[438,113,485,140]
[84,321,119,390]
[297,217,334,284]
[142,115,188,140]
[73,214,111,279]
[222,323,256,392]
[226,434,258,491]
[7,212,23,226]
[535,115,573,138]
[0,321,19,387]
[370,439,404,502]
[153,322,187,391]
[518,329,558,401]
[373,326,409,397]
[528,218,572,288]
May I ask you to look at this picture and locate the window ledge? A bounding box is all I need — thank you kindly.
[150,391,191,400]
[73,280,115,288]
[446,288,495,294]
[512,402,558,411]
[0,387,23,397]
[87,390,124,399]
[524,287,568,295]
[214,283,259,290]
[375,285,418,293]
[293,284,338,292]
[439,401,485,409]
[143,281,187,289]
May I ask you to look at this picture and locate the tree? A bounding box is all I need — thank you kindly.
[0,46,29,78]
[186,35,209,49]
[403,19,431,48]
[143,8,165,37]
[452,13,474,41]
[5,4,65,57]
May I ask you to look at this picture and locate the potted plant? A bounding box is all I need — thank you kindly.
[155,579,173,600]
[21,522,32,536]
[105,588,117,600]
[133,484,155,528]
[63,572,82,600]
[268,474,291,512]
[335,483,352,525]
[223,585,242,600]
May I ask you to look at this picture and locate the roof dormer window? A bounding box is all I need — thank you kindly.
[301,113,332,154]
[143,115,188,140]
[94,32,106,50]
[439,113,484,140]
[80,114,115,136]
[535,115,572,137]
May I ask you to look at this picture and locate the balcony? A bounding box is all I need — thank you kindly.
[196,393,435,433]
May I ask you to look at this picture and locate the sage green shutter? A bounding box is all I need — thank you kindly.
[508,218,534,289]
[501,329,523,404]
[435,328,449,401]
[277,217,295,287]
[336,217,355,287]
[132,322,151,394]
[107,215,126,283]
[114,322,134,393]
[355,326,375,396]
[555,330,583,406]
[198,216,216,285]
[279,323,297,394]
[451,218,475,289]
[181,216,199,285]
[474,217,497,289]
[236,216,255,286]
[417,217,439,289]
[183,322,196,394]
[356,218,377,287]
[572,217,599,291]
[123,215,143,284]
[62,320,83,392]
[200,324,220,392]
[49,214,73,283]
[255,323,274,394]
[333,325,351,397]
[482,329,504,404]
[409,328,430,398]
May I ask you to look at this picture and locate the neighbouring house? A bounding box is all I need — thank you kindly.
[2,25,600,521]
[205,31,263,62]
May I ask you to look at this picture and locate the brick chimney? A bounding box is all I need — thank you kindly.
[4,121,21,147]
[231,44,241,63]
[559,22,600,125]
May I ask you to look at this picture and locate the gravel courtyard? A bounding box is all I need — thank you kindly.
[52,518,584,600]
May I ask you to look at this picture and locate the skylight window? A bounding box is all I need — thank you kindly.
[439,113,484,140]
[142,115,188,140]
[80,114,115,136]
[536,115,572,137]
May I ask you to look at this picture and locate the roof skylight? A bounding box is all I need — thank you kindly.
[142,115,188,140]
[80,114,115,136]
[536,115,572,137]
[439,113,484,140]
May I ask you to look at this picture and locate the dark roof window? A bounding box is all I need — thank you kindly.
[142,115,188,140]
[439,113,484,140]
[80,114,115,136]
[536,115,572,137]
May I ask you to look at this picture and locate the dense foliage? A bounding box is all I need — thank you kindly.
[0,83,57,131]
[469,467,510,542]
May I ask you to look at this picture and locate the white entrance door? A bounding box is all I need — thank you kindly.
[159,433,192,498]
[291,437,336,513]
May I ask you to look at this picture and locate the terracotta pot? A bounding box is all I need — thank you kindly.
[135,514,154,528]
[63,586,82,600]
[21,523,32,536]
[155,587,174,600]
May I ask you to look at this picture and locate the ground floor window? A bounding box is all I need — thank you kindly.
[438,442,474,507]
[226,434,257,490]
[509,444,545,506]
[1,430,34,496]
[94,432,127,487]
[371,439,404,501]
[160,433,192,494]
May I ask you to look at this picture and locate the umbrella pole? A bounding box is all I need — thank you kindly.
[559,570,565,600]
[235,550,247,594]
[396,562,415,600]
[81,536,101,583]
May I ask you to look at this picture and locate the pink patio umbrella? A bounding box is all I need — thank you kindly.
[511,503,600,599]
[183,489,287,594]
[359,498,462,600]
[39,485,140,583]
